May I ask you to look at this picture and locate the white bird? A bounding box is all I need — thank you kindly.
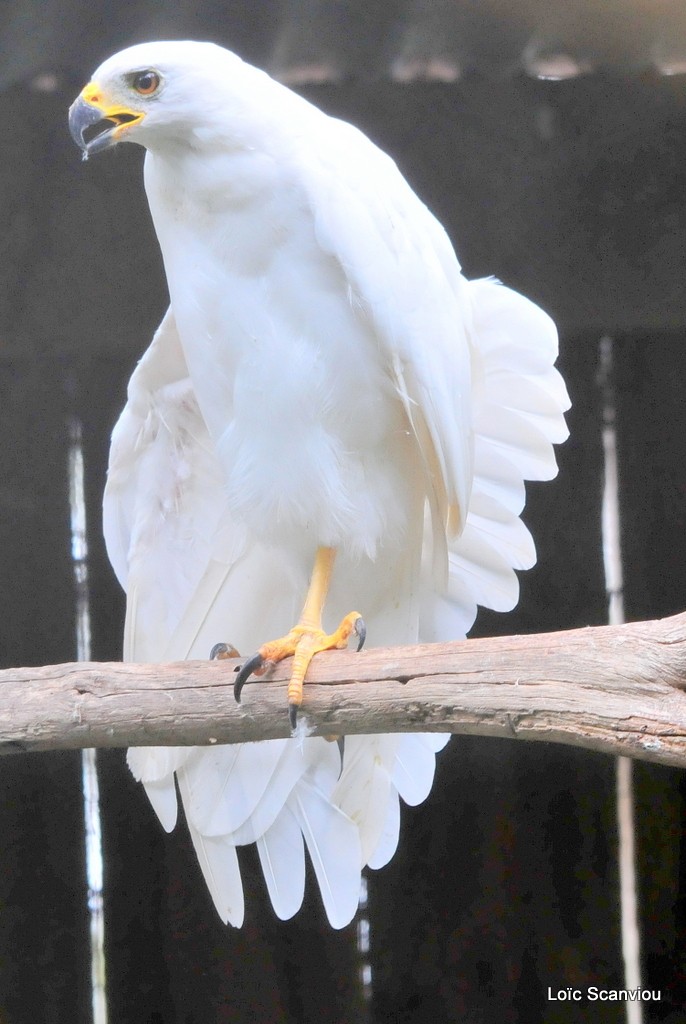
[69,40,570,930]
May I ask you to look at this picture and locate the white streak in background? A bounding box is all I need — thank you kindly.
[68,416,108,1024]
[357,875,373,1008]
[597,337,643,1024]
[599,338,625,630]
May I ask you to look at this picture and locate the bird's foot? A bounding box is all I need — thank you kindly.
[234,612,366,730]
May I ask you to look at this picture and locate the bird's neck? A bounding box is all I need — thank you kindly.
[145,137,286,222]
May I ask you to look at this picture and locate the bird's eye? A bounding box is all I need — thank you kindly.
[132,70,160,96]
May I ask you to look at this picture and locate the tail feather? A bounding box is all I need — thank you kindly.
[391,734,448,807]
[137,777,179,833]
[178,771,245,927]
[256,805,306,921]
[232,738,340,845]
[289,780,362,929]
[366,790,401,870]
[181,743,287,837]
[333,735,395,866]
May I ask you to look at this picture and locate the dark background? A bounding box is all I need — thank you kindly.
[1,2,686,1021]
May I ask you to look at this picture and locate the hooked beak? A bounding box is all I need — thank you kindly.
[68,83,145,159]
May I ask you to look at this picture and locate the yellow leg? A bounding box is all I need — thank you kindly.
[233,546,365,728]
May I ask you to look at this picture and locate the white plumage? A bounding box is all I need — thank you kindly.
[70,41,570,928]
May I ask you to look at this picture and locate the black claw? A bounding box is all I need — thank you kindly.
[233,652,264,703]
[210,642,230,660]
[288,702,299,731]
[354,616,367,652]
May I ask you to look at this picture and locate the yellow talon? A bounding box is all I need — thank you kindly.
[231,547,365,728]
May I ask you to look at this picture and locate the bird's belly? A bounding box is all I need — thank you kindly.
[167,256,418,559]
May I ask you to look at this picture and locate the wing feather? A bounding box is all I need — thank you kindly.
[419,277,570,641]
[301,117,474,539]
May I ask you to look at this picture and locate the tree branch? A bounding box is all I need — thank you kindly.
[3,612,686,766]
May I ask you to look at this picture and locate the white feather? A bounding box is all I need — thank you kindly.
[366,787,401,870]
[333,735,395,866]
[256,805,306,921]
[391,734,444,807]
[288,779,362,929]
[127,745,193,783]
[178,772,245,927]
[233,738,340,845]
[181,743,286,837]
[136,777,178,833]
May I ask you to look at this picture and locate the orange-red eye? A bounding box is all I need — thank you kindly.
[132,70,160,96]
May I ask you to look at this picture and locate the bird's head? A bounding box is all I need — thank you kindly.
[68,41,247,159]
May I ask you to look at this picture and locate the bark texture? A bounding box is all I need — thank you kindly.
[3,612,686,766]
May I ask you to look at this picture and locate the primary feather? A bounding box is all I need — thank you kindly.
[75,40,570,928]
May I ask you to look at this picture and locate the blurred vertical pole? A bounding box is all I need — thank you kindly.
[598,336,643,1024]
[68,414,109,1024]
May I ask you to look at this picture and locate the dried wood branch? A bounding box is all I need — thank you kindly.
[2,611,686,767]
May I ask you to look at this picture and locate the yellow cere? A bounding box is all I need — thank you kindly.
[80,80,145,129]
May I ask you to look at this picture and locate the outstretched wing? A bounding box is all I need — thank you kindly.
[104,310,363,928]
[289,110,569,623]
[419,277,570,639]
